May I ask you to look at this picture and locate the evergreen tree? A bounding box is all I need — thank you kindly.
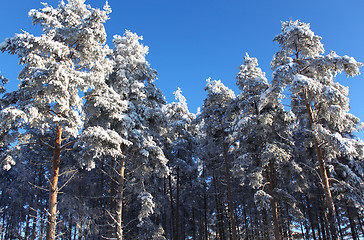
[197,78,238,240]
[269,19,363,240]
[0,0,112,239]
[163,87,201,239]
[110,30,168,239]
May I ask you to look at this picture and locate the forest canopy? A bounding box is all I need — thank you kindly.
[0,1,363,240]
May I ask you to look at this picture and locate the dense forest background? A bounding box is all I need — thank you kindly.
[0,1,364,240]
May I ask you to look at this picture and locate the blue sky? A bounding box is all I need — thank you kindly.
[1,0,364,136]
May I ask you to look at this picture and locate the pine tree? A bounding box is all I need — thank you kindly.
[109,30,168,239]
[0,1,112,239]
[232,53,300,240]
[269,19,363,240]
[163,87,201,239]
[197,78,238,240]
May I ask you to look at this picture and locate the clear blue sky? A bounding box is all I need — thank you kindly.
[1,0,364,136]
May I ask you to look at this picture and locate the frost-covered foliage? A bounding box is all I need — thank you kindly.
[2,9,364,239]
[110,30,157,100]
[0,0,113,238]
[196,78,241,238]
[269,20,364,208]
[164,87,197,171]
[138,192,156,222]
[0,0,112,155]
[198,78,235,173]
[163,87,203,238]
[232,54,302,228]
[86,29,169,238]
[109,30,169,179]
[0,74,7,96]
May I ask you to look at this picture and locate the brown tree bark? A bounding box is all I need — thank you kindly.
[46,125,62,240]
[303,89,339,240]
[115,144,126,240]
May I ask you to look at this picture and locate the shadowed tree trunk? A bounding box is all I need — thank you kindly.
[115,144,126,240]
[222,139,238,240]
[213,174,225,240]
[176,166,180,240]
[305,195,317,240]
[346,202,359,240]
[266,160,281,240]
[31,164,43,240]
[356,211,364,237]
[168,174,176,240]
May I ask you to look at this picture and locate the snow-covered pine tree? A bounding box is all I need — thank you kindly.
[232,53,300,240]
[0,74,7,97]
[78,84,131,239]
[0,1,112,239]
[163,87,202,239]
[197,78,238,240]
[108,30,168,239]
[269,19,363,240]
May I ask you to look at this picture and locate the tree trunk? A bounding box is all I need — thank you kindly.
[109,157,116,236]
[304,90,339,240]
[168,174,176,240]
[213,174,225,240]
[115,144,126,240]
[305,195,317,240]
[162,178,168,239]
[316,211,323,240]
[31,164,43,240]
[176,166,180,240]
[46,125,62,240]
[266,160,281,240]
[346,203,359,240]
[190,176,196,240]
[242,201,250,240]
[262,209,269,240]
[203,164,208,240]
[336,206,344,240]
[222,141,238,240]
[192,206,196,240]
[356,211,364,237]
[25,172,37,240]
[300,222,305,240]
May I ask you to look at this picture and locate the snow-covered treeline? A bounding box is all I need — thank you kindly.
[0,1,363,240]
